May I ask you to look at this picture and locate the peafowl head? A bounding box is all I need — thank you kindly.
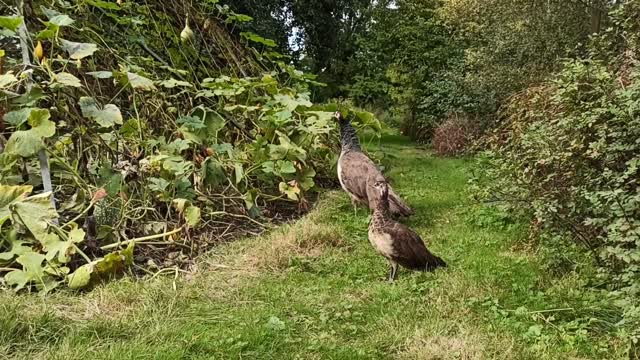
[368,175,390,212]
[334,111,348,124]
[373,178,389,201]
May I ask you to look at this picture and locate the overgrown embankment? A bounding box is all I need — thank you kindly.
[0,2,379,291]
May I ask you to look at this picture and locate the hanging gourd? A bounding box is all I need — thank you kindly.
[34,40,44,62]
[180,16,194,43]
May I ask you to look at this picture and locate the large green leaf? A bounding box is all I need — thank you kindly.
[27,109,55,137]
[42,228,84,263]
[3,108,32,127]
[68,263,92,289]
[277,160,296,174]
[10,192,58,242]
[36,25,56,40]
[240,32,277,47]
[0,239,31,263]
[4,130,44,157]
[353,110,382,132]
[273,94,312,111]
[60,39,98,59]
[3,109,55,157]
[202,158,226,186]
[268,135,307,162]
[79,97,123,128]
[5,252,48,291]
[85,0,121,10]
[0,16,23,32]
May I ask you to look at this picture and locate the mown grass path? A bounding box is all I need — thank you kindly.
[0,135,624,359]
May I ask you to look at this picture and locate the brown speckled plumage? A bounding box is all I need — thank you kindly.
[367,175,446,281]
[335,111,414,217]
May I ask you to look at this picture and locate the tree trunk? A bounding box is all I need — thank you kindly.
[590,0,604,34]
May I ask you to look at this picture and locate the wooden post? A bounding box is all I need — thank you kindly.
[15,0,57,220]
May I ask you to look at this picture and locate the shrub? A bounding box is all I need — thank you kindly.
[432,113,478,156]
[477,4,640,344]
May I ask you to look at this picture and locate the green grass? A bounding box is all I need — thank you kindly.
[0,135,628,359]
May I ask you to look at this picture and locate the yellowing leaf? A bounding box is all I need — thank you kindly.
[172,198,189,212]
[234,163,244,184]
[3,109,54,157]
[54,72,83,87]
[184,205,200,227]
[4,130,44,157]
[0,184,32,222]
[27,109,55,137]
[42,228,84,263]
[0,72,18,89]
[126,72,156,91]
[159,79,193,88]
[68,263,92,289]
[60,39,98,59]
[279,181,300,201]
[87,71,113,79]
[10,192,58,242]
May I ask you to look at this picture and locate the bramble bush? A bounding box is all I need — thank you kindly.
[432,113,478,156]
[475,3,640,348]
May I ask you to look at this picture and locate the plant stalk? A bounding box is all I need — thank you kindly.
[100,227,183,251]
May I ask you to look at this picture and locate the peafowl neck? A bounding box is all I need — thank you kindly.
[339,121,361,152]
[372,194,391,222]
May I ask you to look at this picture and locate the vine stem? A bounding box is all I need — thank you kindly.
[100,227,183,251]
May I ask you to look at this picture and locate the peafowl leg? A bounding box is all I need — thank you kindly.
[350,196,359,217]
[387,261,399,282]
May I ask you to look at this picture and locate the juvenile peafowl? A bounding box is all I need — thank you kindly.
[367,175,446,281]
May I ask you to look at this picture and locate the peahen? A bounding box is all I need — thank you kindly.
[367,175,446,281]
[334,111,414,217]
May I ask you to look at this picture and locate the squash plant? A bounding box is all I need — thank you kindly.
[0,2,379,291]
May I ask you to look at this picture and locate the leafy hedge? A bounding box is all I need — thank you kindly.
[476,3,640,345]
[0,1,379,291]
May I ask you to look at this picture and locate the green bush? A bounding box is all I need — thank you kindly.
[476,4,640,345]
